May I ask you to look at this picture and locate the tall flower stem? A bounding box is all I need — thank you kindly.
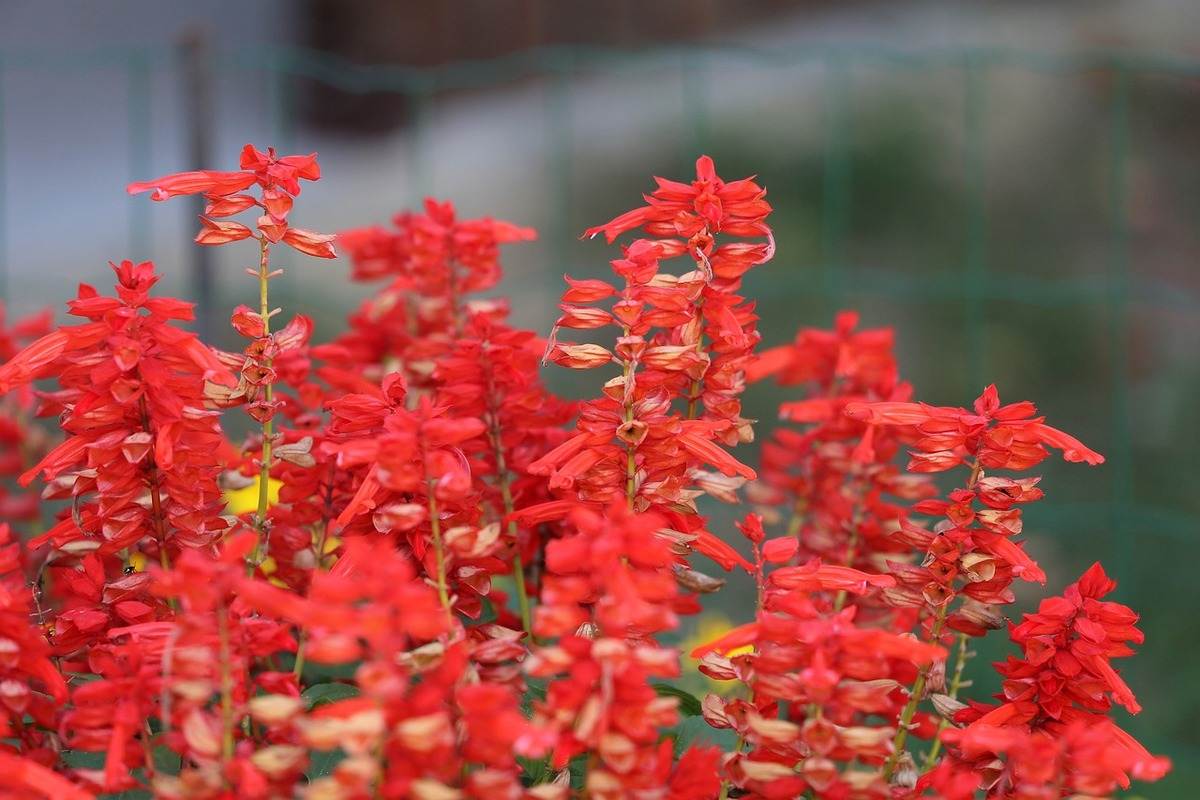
[684,247,712,420]
[139,398,177,610]
[922,632,972,769]
[426,476,453,624]
[293,466,338,679]
[883,460,981,781]
[883,603,948,781]
[483,356,533,638]
[619,321,639,511]
[249,236,276,574]
[217,602,236,767]
[492,426,532,637]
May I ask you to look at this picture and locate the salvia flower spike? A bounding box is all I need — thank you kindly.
[0,153,1167,798]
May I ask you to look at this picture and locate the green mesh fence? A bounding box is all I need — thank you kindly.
[0,43,1197,794]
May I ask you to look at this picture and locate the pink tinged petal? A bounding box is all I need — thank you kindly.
[1030,423,1105,465]
[690,622,759,658]
[678,432,756,480]
[844,401,931,425]
[127,169,256,200]
[194,217,254,246]
[282,227,337,259]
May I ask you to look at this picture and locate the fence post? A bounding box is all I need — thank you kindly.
[681,50,710,168]
[408,79,434,206]
[1107,61,1135,584]
[963,52,989,394]
[544,53,573,276]
[0,54,7,305]
[180,28,216,340]
[820,52,851,312]
[127,50,153,263]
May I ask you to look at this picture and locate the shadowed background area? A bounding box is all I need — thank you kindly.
[1,1,1197,795]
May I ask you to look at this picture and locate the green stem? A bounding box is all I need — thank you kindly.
[138,397,177,610]
[832,513,862,613]
[427,477,452,623]
[883,603,948,781]
[483,362,533,638]
[294,467,336,678]
[217,603,235,767]
[620,328,638,511]
[249,237,275,575]
[884,459,981,780]
[923,632,972,769]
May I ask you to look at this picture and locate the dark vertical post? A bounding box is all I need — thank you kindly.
[544,53,572,275]
[0,54,7,305]
[821,52,851,312]
[127,50,153,262]
[681,51,709,170]
[180,28,216,340]
[408,79,434,207]
[1107,62,1134,582]
[267,53,295,153]
[963,53,989,394]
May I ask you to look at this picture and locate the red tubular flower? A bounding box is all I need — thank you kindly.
[845,383,1104,473]
[0,524,68,767]
[129,145,335,260]
[530,230,757,572]
[580,156,774,444]
[0,152,1176,800]
[330,380,503,622]
[934,563,1170,797]
[0,303,53,523]
[746,310,933,635]
[331,198,536,387]
[527,504,703,795]
[584,155,772,245]
[4,262,230,564]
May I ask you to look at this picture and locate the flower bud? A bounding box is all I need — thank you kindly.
[891,752,918,789]
[673,565,725,594]
[931,693,968,719]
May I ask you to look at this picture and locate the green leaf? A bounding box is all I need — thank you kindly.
[520,678,548,718]
[664,716,738,759]
[653,683,703,717]
[517,754,550,786]
[302,682,359,710]
[306,747,346,780]
[567,753,589,790]
[151,744,182,775]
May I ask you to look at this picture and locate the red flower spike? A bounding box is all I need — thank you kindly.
[0,157,1170,799]
[129,144,335,259]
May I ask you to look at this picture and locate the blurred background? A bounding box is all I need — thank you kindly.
[1,0,1197,794]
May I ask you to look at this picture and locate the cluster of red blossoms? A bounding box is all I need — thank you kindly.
[0,147,1170,799]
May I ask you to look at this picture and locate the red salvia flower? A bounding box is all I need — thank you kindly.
[128,144,335,259]
[0,154,1170,800]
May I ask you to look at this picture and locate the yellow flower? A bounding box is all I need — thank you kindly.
[224,476,282,515]
[684,613,756,659]
[680,612,755,693]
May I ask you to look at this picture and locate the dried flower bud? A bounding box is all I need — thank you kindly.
[957,598,1005,629]
[926,657,947,693]
[931,693,968,719]
[891,751,918,789]
[673,565,725,594]
[274,435,315,467]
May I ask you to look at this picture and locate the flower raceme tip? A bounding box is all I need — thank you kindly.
[127,144,336,259]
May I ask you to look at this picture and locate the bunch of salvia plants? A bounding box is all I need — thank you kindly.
[0,146,1170,800]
